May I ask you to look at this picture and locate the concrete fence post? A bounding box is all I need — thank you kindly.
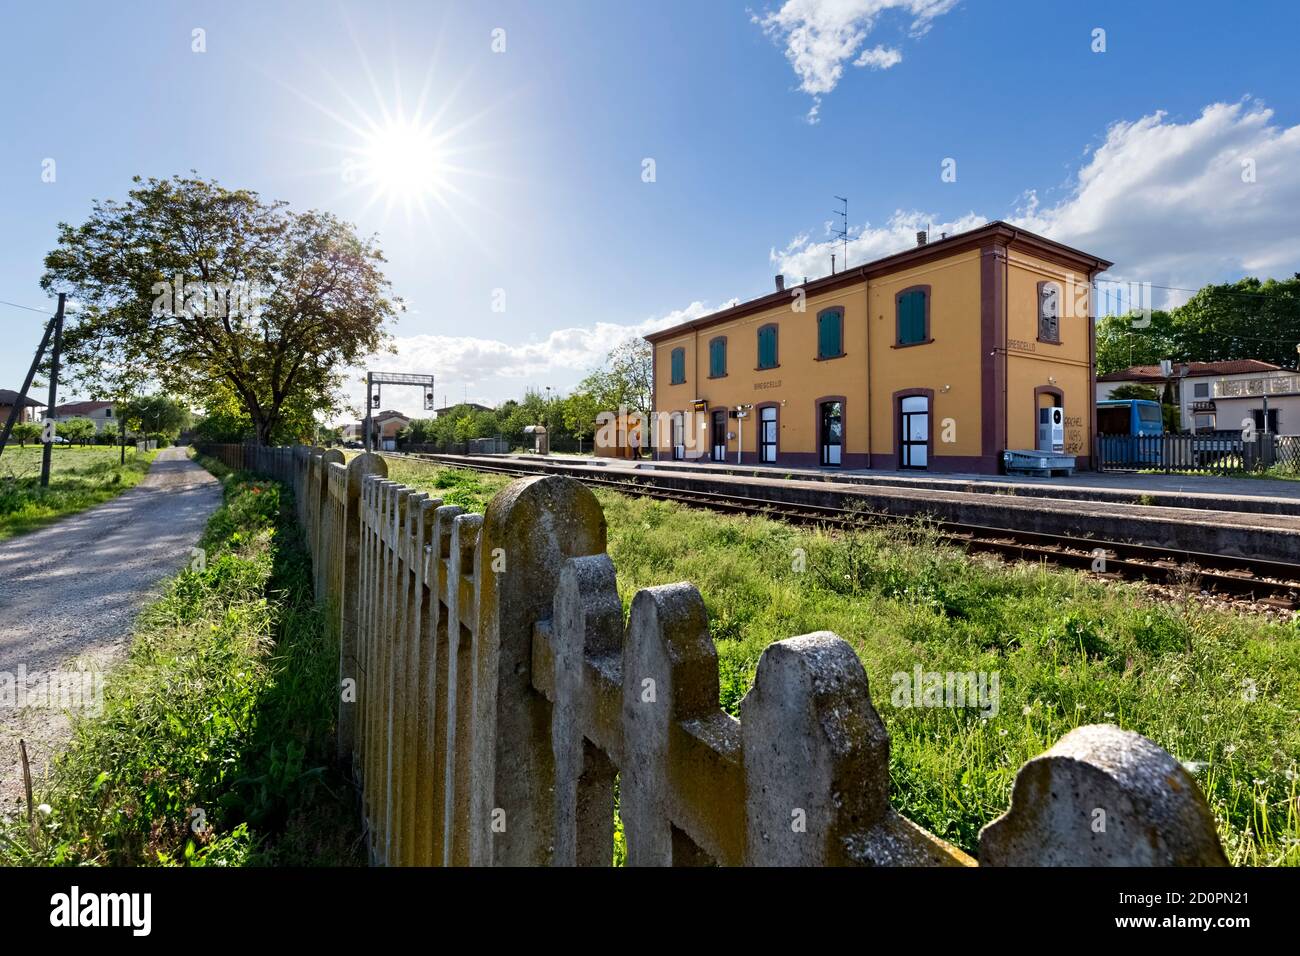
[739,633,972,865]
[470,475,607,866]
[551,554,622,866]
[621,582,730,866]
[444,511,482,866]
[338,454,386,770]
[979,724,1229,865]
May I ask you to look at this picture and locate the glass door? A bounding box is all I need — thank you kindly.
[900,396,929,468]
[760,406,777,463]
[711,410,728,460]
[819,401,842,466]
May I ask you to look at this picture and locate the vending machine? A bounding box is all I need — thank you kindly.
[1037,406,1065,454]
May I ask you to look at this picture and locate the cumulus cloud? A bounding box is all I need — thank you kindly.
[335,301,734,423]
[753,0,958,121]
[771,209,987,280]
[1013,100,1300,295]
[772,101,1300,308]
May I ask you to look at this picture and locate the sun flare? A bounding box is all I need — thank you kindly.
[357,118,448,204]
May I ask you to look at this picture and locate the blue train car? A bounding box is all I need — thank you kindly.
[1096,399,1164,465]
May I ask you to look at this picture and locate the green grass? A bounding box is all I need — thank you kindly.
[0,454,362,867]
[0,445,157,540]
[378,455,1300,866]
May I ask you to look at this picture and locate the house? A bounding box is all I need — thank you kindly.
[646,220,1111,472]
[49,400,117,434]
[0,389,44,428]
[366,410,411,450]
[1096,360,1298,434]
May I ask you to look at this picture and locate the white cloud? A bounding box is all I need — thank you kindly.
[335,301,733,423]
[854,45,902,69]
[772,100,1300,309]
[771,209,987,280]
[753,0,958,121]
[1013,100,1300,297]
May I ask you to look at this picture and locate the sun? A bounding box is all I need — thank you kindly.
[357,118,449,205]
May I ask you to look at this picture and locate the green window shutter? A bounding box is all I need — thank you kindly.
[818,311,842,358]
[758,327,777,368]
[671,348,685,384]
[710,339,726,377]
[898,291,926,344]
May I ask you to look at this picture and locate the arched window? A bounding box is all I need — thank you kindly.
[757,324,778,369]
[816,308,843,359]
[670,347,686,385]
[1037,281,1061,343]
[708,336,727,378]
[896,287,929,346]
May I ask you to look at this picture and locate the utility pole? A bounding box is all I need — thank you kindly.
[0,305,59,461]
[364,371,373,453]
[39,294,67,488]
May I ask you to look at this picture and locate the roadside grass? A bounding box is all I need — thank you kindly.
[0,453,362,866]
[0,445,157,541]
[379,456,1300,866]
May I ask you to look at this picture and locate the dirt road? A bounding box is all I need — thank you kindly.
[0,446,222,816]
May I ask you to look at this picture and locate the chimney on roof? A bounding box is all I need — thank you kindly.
[831,253,836,274]
[916,230,928,247]
[774,274,785,292]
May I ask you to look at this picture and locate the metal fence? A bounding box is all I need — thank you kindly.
[1096,432,1295,475]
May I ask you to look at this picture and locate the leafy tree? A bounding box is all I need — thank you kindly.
[562,391,601,453]
[577,338,653,414]
[1107,384,1160,402]
[1095,310,1179,375]
[11,422,41,448]
[120,395,190,440]
[1172,276,1300,369]
[41,174,400,445]
[56,417,97,445]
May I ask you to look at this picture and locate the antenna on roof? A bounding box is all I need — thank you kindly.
[833,196,849,270]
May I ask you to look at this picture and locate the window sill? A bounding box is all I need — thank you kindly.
[1036,337,1062,346]
[707,373,728,380]
[814,353,846,362]
[892,338,934,349]
[755,364,781,371]
[669,380,687,387]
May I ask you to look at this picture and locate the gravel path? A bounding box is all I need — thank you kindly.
[0,446,222,817]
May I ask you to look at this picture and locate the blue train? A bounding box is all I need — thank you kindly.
[1096,399,1164,465]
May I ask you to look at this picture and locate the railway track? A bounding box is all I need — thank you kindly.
[391,452,1300,609]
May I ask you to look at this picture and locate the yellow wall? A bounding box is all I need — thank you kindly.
[1003,251,1093,456]
[865,250,982,460]
[652,283,870,459]
[651,242,1099,469]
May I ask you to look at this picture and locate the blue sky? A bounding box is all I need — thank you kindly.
[2,0,1298,420]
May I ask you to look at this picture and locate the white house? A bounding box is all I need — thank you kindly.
[49,400,117,434]
[1096,360,1299,434]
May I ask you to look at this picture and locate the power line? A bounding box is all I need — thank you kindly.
[0,297,58,315]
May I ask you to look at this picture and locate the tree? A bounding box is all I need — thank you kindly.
[120,395,190,440]
[577,338,653,414]
[57,418,96,445]
[1107,384,1160,402]
[41,174,400,445]
[1095,310,1179,375]
[10,422,41,448]
[562,391,601,453]
[1172,276,1300,369]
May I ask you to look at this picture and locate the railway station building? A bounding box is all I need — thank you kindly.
[646,221,1112,474]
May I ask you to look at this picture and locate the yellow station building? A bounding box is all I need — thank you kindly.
[646,221,1112,473]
